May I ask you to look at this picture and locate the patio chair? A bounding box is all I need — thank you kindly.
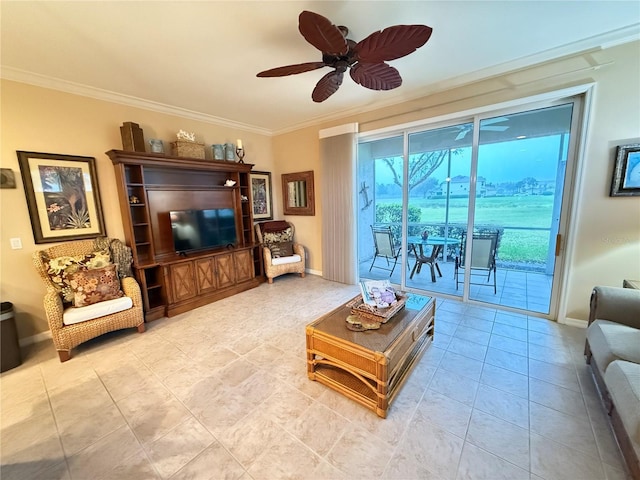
[455,231,498,293]
[369,225,404,276]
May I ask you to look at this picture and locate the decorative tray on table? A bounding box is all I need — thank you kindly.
[345,291,407,331]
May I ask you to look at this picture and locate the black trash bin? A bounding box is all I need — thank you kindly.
[1,302,22,372]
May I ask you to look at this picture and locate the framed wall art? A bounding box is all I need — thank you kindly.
[250,171,273,220]
[610,143,640,197]
[17,151,106,243]
[282,170,315,216]
[0,168,16,189]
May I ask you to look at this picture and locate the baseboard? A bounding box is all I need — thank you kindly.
[306,268,322,277]
[19,330,52,347]
[561,317,588,328]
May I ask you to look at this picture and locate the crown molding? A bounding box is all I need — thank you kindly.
[271,25,640,136]
[2,24,638,138]
[0,67,272,137]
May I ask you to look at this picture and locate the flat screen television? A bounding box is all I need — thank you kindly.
[169,208,237,254]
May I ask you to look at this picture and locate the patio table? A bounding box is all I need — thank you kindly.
[407,236,460,282]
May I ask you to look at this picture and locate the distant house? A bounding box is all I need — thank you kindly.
[534,179,556,195]
[432,176,555,198]
[437,175,486,197]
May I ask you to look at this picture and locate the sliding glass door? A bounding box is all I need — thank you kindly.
[404,123,473,296]
[357,96,581,318]
[470,103,575,313]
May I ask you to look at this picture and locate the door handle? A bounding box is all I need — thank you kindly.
[555,234,562,256]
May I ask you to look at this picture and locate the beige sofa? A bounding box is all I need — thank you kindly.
[585,286,640,479]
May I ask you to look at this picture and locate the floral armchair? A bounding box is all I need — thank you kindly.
[255,221,306,284]
[33,237,145,362]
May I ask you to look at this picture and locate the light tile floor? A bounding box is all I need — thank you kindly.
[362,258,553,314]
[0,275,631,480]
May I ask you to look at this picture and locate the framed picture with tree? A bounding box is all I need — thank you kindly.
[250,171,273,220]
[17,151,106,243]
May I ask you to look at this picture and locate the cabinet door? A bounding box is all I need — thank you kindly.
[234,249,254,283]
[195,257,217,294]
[215,253,235,289]
[169,262,197,302]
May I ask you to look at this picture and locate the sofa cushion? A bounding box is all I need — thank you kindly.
[272,254,302,266]
[62,296,133,326]
[68,264,124,307]
[604,360,640,444]
[587,320,640,371]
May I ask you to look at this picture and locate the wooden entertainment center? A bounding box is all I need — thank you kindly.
[107,150,264,321]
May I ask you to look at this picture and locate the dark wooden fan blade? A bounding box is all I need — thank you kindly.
[350,63,402,90]
[299,10,348,56]
[355,25,433,63]
[312,70,344,102]
[257,62,326,77]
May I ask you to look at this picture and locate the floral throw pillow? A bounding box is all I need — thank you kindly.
[68,264,124,307]
[263,227,293,247]
[45,250,111,304]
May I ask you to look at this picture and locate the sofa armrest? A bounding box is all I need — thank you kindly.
[262,245,273,264]
[293,243,305,258]
[43,287,64,331]
[589,286,640,329]
[121,276,143,308]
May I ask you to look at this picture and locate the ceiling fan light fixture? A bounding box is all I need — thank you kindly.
[256,10,433,102]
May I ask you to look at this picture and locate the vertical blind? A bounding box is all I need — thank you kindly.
[319,124,358,284]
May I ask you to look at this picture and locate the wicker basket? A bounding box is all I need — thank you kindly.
[347,293,407,323]
[171,140,205,159]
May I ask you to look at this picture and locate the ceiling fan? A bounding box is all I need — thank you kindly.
[454,117,510,141]
[257,11,433,103]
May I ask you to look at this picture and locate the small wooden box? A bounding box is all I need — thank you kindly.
[120,122,145,152]
[171,140,205,159]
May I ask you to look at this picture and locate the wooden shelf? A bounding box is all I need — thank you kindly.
[108,149,264,320]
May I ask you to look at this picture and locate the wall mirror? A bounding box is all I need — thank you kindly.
[282,170,315,215]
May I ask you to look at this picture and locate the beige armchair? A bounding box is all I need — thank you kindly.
[33,237,145,362]
[255,221,305,284]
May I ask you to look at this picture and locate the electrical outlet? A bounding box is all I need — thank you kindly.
[10,238,22,250]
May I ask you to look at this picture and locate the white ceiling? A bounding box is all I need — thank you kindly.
[2,1,639,135]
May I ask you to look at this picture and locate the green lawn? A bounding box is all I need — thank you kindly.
[375,195,555,264]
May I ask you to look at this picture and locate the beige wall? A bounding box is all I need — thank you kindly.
[272,41,640,323]
[0,81,275,339]
[272,129,323,273]
[2,41,639,341]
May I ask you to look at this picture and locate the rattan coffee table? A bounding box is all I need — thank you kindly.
[306,293,435,418]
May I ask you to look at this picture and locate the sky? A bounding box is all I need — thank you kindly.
[375,134,568,185]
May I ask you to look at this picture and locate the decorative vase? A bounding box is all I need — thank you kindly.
[224,143,235,161]
[149,139,164,153]
[212,144,225,160]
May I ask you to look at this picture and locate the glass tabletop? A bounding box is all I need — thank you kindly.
[407,236,460,246]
